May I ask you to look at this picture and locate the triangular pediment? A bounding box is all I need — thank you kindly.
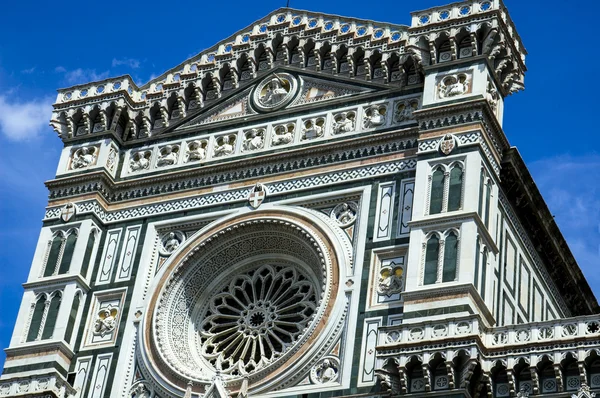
[289,76,373,107]
[179,88,256,129]
[174,71,378,132]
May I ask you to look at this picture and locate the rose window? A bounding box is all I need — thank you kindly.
[141,211,353,395]
[198,264,317,374]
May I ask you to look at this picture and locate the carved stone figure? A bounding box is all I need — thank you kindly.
[259,76,289,106]
[130,383,151,398]
[314,359,338,383]
[486,81,499,113]
[395,102,417,123]
[130,151,151,172]
[71,146,97,169]
[243,129,264,151]
[332,112,355,134]
[162,232,182,254]
[187,140,207,162]
[364,106,386,128]
[93,307,118,337]
[378,267,404,296]
[331,202,357,227]
[272,124,295,146]
[302,119,324,140]
[439,74,469,98]
[214,136,235,157]
[157,145,178,167]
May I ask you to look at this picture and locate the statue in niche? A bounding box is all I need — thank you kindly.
[157,145,178,167]
[315,359,338,383]
[130,151,151,172]
[71,146,97,169]
[214,136,235,157]
[130,383,151,398]
[93,307,118,337]
[243,129,264,151]
[162,232,182,253]
[439,74,469,98]
[395,101,417,123]
[272,124,295,146]
[332,112,355,134]
[259,76,289,106]
[364,106,386,128]
[302,119,324,140]
[187,140,207,162]
[378,267,404,296]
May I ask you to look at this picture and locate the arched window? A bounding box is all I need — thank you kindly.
[484,181,492,227]
[481,248,489,300]
[64,293,81,344]
[438,40,452,62]
[57,232,78,275]
[430,168,445,215]
[26,296,46,342]
[41,292,62,340]
[80,231,97,278]
[424,235,440,285]
[447,165,463,211]
[43,234,64,277]
[442,232,458,282]
[478,171,485,216]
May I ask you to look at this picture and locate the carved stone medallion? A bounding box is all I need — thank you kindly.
[330,202,358,228]
[159,230,185,255]
[252,73,298,112]
[310,357,340,384]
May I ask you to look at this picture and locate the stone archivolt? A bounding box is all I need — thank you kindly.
[138,207,353,397]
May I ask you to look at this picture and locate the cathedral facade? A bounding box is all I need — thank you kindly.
[2,1,600,398]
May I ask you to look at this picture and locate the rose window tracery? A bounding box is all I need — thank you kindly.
[198,264,318,375]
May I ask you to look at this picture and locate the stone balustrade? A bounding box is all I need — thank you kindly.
[376,315,600,396]
[0,372,77,398]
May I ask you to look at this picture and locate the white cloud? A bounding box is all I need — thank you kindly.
[64,68,110,85]
[21,67,36,74]
[54,67,110,85]
[529,154,600,296]
[0,95,53,141]
[112,57,141,69]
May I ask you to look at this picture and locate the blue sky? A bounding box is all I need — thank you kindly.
[0,0,598,369]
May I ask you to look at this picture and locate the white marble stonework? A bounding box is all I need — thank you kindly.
[5,2,598,398]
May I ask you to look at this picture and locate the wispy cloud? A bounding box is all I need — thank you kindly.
[529,154,600,297]
[21,67,36,74]
[55,67,110,85]
[0,95,53,141]
[112,57,141,69]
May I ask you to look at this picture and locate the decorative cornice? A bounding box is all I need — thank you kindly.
[409,211,499,254]
[44,158,416,224]
[4,340,75,362]
[500,148,599,316]
[46,130,418,203]
[49,1,525,145]
[22,274,90,293]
